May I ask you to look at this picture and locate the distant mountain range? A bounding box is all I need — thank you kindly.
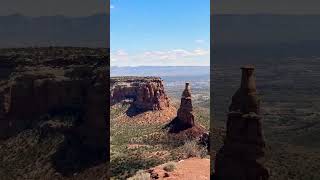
[0,13,108,48]
[111,66,210,77]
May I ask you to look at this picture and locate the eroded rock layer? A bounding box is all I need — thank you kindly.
[214,65,269,180]
[0,47,108,150]
[110,76,170,111]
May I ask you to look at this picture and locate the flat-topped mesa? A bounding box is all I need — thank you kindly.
[0,48,108,150]
[110,76,170,111]
[177,82,195,128]
[229,65,260,114]
[214,65,269,180]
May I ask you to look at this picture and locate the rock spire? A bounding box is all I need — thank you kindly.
[214,65,269,180]
[177,83,195,128]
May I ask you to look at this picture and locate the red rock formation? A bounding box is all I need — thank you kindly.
[76,68,108,149]
[214,65,269,180]
[166,83,207,140]
[0,48,108,150]
[110,77,170,111]
[177,83,195,128]
[229,65,260,114]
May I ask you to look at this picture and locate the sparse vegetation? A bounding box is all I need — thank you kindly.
[0,47,109,179]
[0,112,109,179]
[163,162,176,172]
[110,78,210,179]
[127,170,151,180]
[182,140,208,158]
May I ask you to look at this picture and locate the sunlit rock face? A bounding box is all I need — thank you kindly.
[110,76,170,111]
[177,83,195,128]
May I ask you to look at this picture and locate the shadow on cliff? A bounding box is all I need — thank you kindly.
[45,110,106,177]
[125,105,148,117]
[51,133,107,176]
[164,117,192,133]
[163,117,208,142]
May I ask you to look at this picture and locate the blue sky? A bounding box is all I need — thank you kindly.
[110,0,210,66]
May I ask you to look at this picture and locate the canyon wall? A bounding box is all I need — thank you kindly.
[0,48,108,149]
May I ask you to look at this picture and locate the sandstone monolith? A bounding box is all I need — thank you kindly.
[177,83,195,128]
[214,65,269,180]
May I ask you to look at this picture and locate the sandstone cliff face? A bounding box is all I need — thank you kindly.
[214,65,269,180]
[0,48,108,149]
[110,77,170,111]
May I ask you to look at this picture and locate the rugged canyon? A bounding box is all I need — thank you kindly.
[0,48,108,149]
[0,47,108,179]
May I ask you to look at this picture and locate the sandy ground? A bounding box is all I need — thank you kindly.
[149,158,210,180]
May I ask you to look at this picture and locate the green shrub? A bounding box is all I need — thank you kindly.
[127,170,151,180]
[163,162,176,172]
[182,140,207,158]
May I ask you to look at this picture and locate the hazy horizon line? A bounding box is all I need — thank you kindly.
[4,12,320,17]
[213,13,320,16]
[0,12,107,18]
[111,65,210,67]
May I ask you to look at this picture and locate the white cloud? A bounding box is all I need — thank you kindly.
[195,39,205,44]
[110,5,115,9]
[193,48,209,56]
[111,48,209,66]
[141,49,209,60]
[110,49,129,62]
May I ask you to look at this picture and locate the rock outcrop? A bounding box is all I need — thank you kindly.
[110,76,170,111]
[166,83,207,140]
[177,83,195,128]
[214,65,269,180]
[229,65,260,114]
[0,47,108,150]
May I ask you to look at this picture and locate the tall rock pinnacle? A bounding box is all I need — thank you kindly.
[214,65,269,180]
[229,65,260,114]
[177,83,195,128]
[166,82,207,139]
